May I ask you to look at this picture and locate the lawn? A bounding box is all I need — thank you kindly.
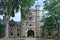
[0,38,57,40]
[0,38,54,40]
[0,38,25,40]
[36,38,54,40]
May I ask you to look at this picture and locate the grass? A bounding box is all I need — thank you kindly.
[36,38,54,40]
[0,38,25,40]
[0,38,58,40]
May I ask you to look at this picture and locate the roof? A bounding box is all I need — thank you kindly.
[10,19,21,26]
[35,5,40,7]
[15,21,21,26]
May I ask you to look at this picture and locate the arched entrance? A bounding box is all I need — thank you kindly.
[27,30,34,37]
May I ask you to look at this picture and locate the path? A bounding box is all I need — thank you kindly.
[25,37,36,40]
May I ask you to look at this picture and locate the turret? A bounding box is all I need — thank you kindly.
[35,5,40,11]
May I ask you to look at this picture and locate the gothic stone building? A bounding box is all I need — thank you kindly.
[3,5,58,38]
[8,5,41,38]
[9,19,21,38]
[21,5,41,37]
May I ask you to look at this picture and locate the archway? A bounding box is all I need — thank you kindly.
[27,30,34,37]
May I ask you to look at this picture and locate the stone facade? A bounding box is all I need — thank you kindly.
[3,5,41,38]
[21,5,41,38]
[9,19,21,38]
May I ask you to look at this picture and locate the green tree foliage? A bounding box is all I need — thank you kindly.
[0,24,4,38]
[0,0,20,38]
[41,16,57,38]
[43,0,60,38]
[0,19,4,38]
[20,0,35,20]
[0,0,36,38]
[0,0,20,17]
[42,16,56,33]
[0,0,36,19]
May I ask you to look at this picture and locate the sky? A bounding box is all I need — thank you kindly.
[0,0,44,21]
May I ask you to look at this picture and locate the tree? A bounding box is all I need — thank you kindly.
[41,16,57,37]
[0,18,5,38]
[0,0,20,38]
[0,0,36,38]
[43,0,60,39]
[0,24,4,38]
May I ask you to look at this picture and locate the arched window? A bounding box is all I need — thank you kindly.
[29,24,32,26]
[29,17,32,20]
[17,29,19,31]
[10,32,13,35]
[17,33,19,36]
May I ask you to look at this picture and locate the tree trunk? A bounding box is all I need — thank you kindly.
[3,7,10,39]
[5,15,10,38]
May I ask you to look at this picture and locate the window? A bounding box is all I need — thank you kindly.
[17,29,20,31]
[10,23,14,26]
[29,17,32,20]
[49,33,51,36]
[55,33,57,36]
[10,32,13,35]
[10,28,13,31]
[29,24,32,26]
[17,33,19,36]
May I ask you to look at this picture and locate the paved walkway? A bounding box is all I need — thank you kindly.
[25,37,36,40]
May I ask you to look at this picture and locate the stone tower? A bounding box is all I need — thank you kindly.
[35,5,41,37]
[21,5,41,37]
